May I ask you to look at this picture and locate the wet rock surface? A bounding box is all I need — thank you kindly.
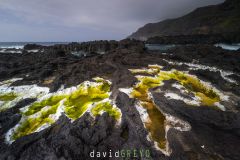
[0,40,239,160]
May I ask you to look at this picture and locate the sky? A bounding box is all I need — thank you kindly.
[0,0,224,42]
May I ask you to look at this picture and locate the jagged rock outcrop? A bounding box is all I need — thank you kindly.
[20,39,145,57]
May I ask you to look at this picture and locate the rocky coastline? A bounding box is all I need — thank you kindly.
[146,33,240,45]
[0,39,239,160]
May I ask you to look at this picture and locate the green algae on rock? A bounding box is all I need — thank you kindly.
[9,97,66,141]
[120,64,228,154]
[12,106,59,140]
[0,93,18,112]
[130,66,224,108]
[91,100,121,120]
[0,93,17,101]
[23,95,66,116]
[6,77,122,143]
[64,79,111,120]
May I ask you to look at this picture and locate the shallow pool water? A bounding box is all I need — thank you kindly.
[145,44,176,51]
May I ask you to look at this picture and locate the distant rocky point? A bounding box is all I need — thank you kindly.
[129,0,240,43]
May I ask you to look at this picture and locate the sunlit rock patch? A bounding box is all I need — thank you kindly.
[120,64,228,154]
[43,76,56,85]
[0,78,49,111]
[5,77,121,143]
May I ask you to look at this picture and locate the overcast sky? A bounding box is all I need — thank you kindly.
[0,0,224,42]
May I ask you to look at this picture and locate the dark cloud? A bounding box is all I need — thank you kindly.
[0,0,224,41]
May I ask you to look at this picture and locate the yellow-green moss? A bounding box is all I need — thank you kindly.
[128,65,223,151]
[12,100,62,140]
[10,78,121,141]
[0,93,17,101]
[129,74,167,150]
[12,116,54,140]
[91,101,121,120]
[64,81,111,120]
[23,95,66,116]
[169,70,220,106]
[130,67,221,107]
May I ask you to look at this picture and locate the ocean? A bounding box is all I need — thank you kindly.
[214,43,240,51]
[0,42,70,49]
[1,42,239,52]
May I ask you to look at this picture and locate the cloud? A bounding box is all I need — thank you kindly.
[0,0,224,41]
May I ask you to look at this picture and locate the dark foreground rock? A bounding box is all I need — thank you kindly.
[150,89,240,159]
[0,40,239,160]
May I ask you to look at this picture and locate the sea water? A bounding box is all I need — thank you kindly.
[146,43,240,51]
[0,42,70,54]
[215,43,240,51]
[145,44,176,51]
[0,42,69,49]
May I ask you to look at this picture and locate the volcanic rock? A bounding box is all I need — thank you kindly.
[0,40,239,160]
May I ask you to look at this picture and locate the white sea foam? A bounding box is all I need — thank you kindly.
[0,49,22,54]
[26,49,39,53]
[0,49,6,53]
[0,45,24,49]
